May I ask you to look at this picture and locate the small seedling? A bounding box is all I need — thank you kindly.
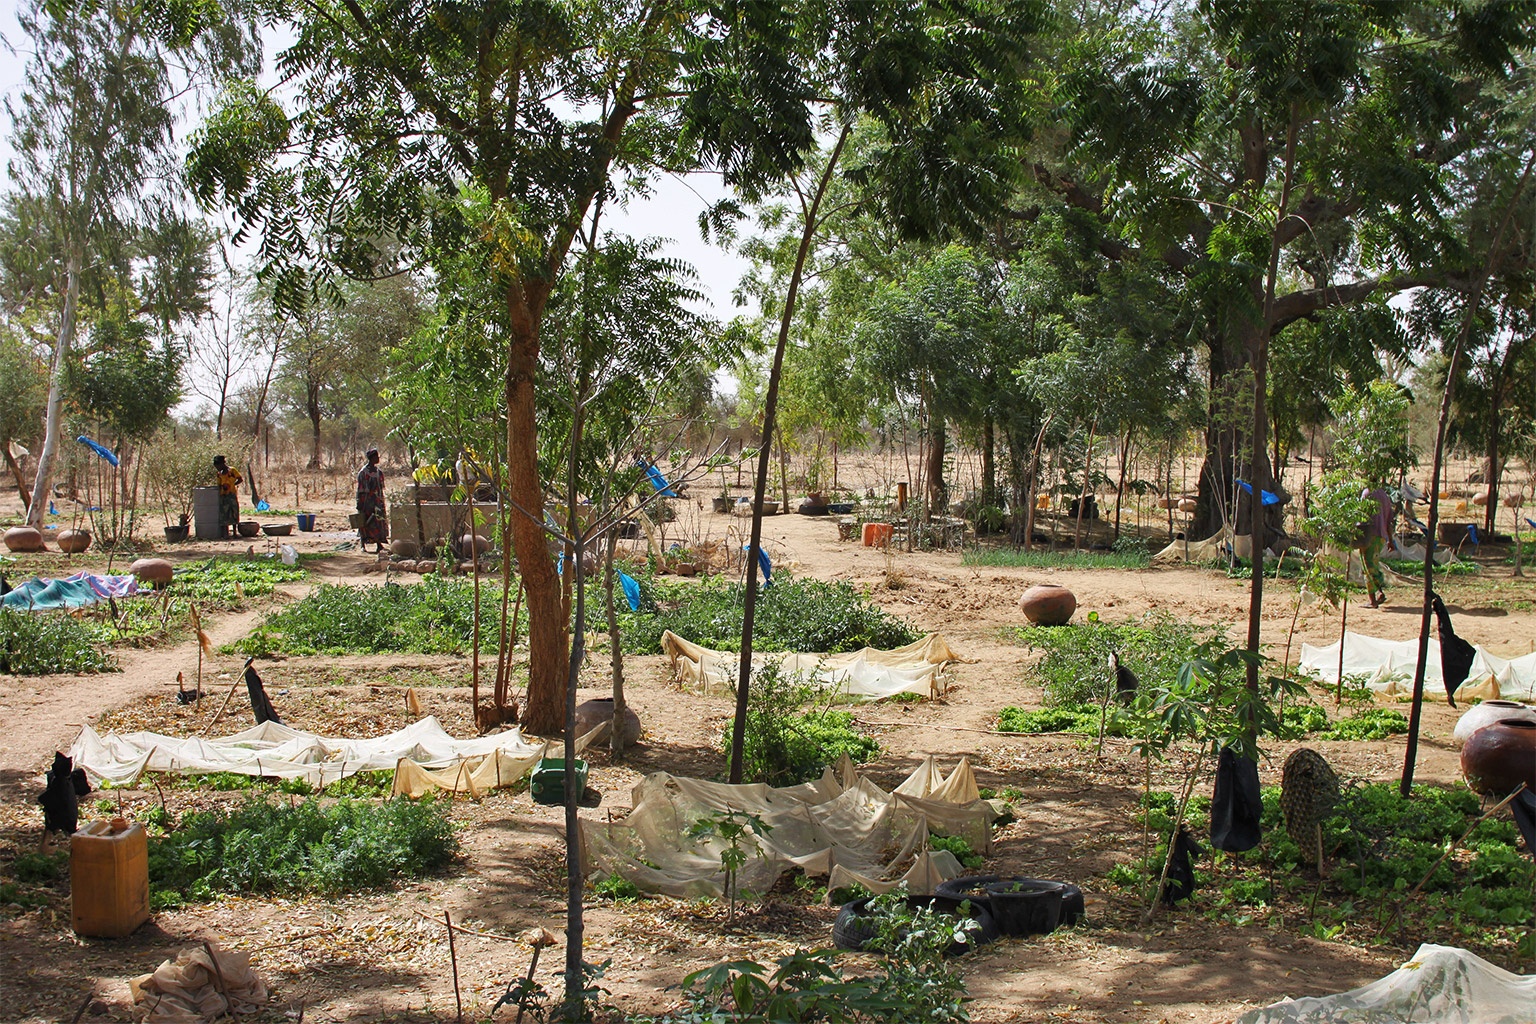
[688,808,773,925]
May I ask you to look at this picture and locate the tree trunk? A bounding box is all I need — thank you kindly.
[1484,427,1500,534]
[604,530,628,759]
[4,445,31,509]
[306,383,322,470]
[925,415,947,520]
[505,288,568,738]
[729,124,851,785]
[27,250,81,529]
[1114,426,1133,540]
[981,413,995,509]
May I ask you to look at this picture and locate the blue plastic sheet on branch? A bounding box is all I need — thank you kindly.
[76,436,119,467]
[1235,479,1282,506]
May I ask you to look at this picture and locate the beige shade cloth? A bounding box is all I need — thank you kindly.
[661,630,962,700]
[70,716,550,788]
[1236,943,1535,1024]
[132,943,267,1023]
[1299,631,1532,702]
[581,754,999,899]
[1152,528,1256,564]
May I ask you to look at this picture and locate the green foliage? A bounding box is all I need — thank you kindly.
[1320,708,1409,742]
[623,576,919,656]
[1383,559,1480,578]
[657,892,975,1024]
[722,661,880,786]
[1327,381,1416,486]
[689,809,774,923]
[927,834,983,870]
[1109,784,1534,956]
[165,770,393,799]
[173,557,308,608]
[148,795,458,905]
[11,850,68,883]
[962,547,1149,569]
[997,704,1110,735]
[590,874,642,900]
[0,607,112,675]
[234,576,510,656]
[1016,612,1221,708]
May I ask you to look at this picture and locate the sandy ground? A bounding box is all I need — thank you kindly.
[1,482,1532,1023]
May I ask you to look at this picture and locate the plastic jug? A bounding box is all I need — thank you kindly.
[71,818,150,938]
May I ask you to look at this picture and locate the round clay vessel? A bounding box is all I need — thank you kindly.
[390,538,419,559]
[236,521,261,538]
[56,528,92,554]
[1452,701,1536,747]
[4,525,45,552]
[1177,498,1198,513]
[1019,584,1076,626]
[460,533,492,557]
[574,697,643,747]
[128,557,175,586]
[1461,718,1536,796]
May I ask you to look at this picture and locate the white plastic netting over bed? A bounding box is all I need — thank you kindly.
[581,754,1001,899]
[1236,943,1534,1024]
[68,716,565,796]
[661,630,962,700]
[1298,632,1536,702]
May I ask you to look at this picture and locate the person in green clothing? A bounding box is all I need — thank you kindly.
[214,455,242,539]
[1360,486,1392,608]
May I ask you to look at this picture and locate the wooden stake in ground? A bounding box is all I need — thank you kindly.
[445,911,462,1024]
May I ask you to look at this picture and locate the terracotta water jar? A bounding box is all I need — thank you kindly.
[128,558,174,587]
[1019,584,1076,626]
[4,525,45,552]
[1452,701,1536,747]
[1460,718,1536,796]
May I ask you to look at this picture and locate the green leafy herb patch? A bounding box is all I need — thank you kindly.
[1015,612,1225,707]
[233,575,510,656]
[173,556,309,607]
[1107,784,1534,961]
[148,795,458,906]
[622,575,919,655]
[0,607,114,675]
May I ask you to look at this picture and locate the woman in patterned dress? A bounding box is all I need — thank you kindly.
[356,448,388,552]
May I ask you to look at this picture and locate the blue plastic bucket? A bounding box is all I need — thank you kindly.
[296,513,316,532]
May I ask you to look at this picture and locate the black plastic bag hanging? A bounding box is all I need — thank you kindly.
[1162,827,1204,905]
[244,658,282,726]
[1511,789,1536,862]
[1210,747,1263,853]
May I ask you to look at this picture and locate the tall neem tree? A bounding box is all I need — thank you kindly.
[6,0,257,529]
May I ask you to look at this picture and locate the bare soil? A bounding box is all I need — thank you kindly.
[2,485,1533,1024]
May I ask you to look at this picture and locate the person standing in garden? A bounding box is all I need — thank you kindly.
[356,448,388,553]
[1360,485,1392,608]
[213,455,241,539]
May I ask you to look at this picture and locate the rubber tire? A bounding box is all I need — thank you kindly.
[832,895,1000,955]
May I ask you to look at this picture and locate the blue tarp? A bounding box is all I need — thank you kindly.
[619,571,641,611]
[1235,479,1283,506]
[1,572,138,610]
[742,545,772,586]
[77,436,119,467]
[639,460,678,497]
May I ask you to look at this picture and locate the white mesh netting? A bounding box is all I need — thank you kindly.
[661,631,962,700]
[581,754,1000,899]
[1236,943,1534,1024]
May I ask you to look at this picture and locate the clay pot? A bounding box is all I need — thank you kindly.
[163,525,189,543]
[673,561,698,577]
[56,528,92,554]
[1177,498,1198,514]
[390,538,419,559]
[1472,491,1489,507]
[1019,584,1076,626]
[236,521,261,538]
[1452,700,1536,747]
[460,533,492,557]
[4,526,45,552]
[1157,497,1177,509]
[128,558,175,587]
[1461,718,1536,796]
[574,697,643,747]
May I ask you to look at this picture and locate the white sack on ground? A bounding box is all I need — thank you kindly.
[1235,943,1534,1024]
[1299,632,1533,702]
[70,716,551,788]
[661,630,961,700]
[581,754,996,899]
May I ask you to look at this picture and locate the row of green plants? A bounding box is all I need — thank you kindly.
[232,573,509,656]
[0,607,114,675]
[721,661,882,786]
[144,795,458,907]
[234,569,917,659]
[1106,784,1535,959]
[172,556,309,607]
[962,542,1150,570]
[997,701,1409,743]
